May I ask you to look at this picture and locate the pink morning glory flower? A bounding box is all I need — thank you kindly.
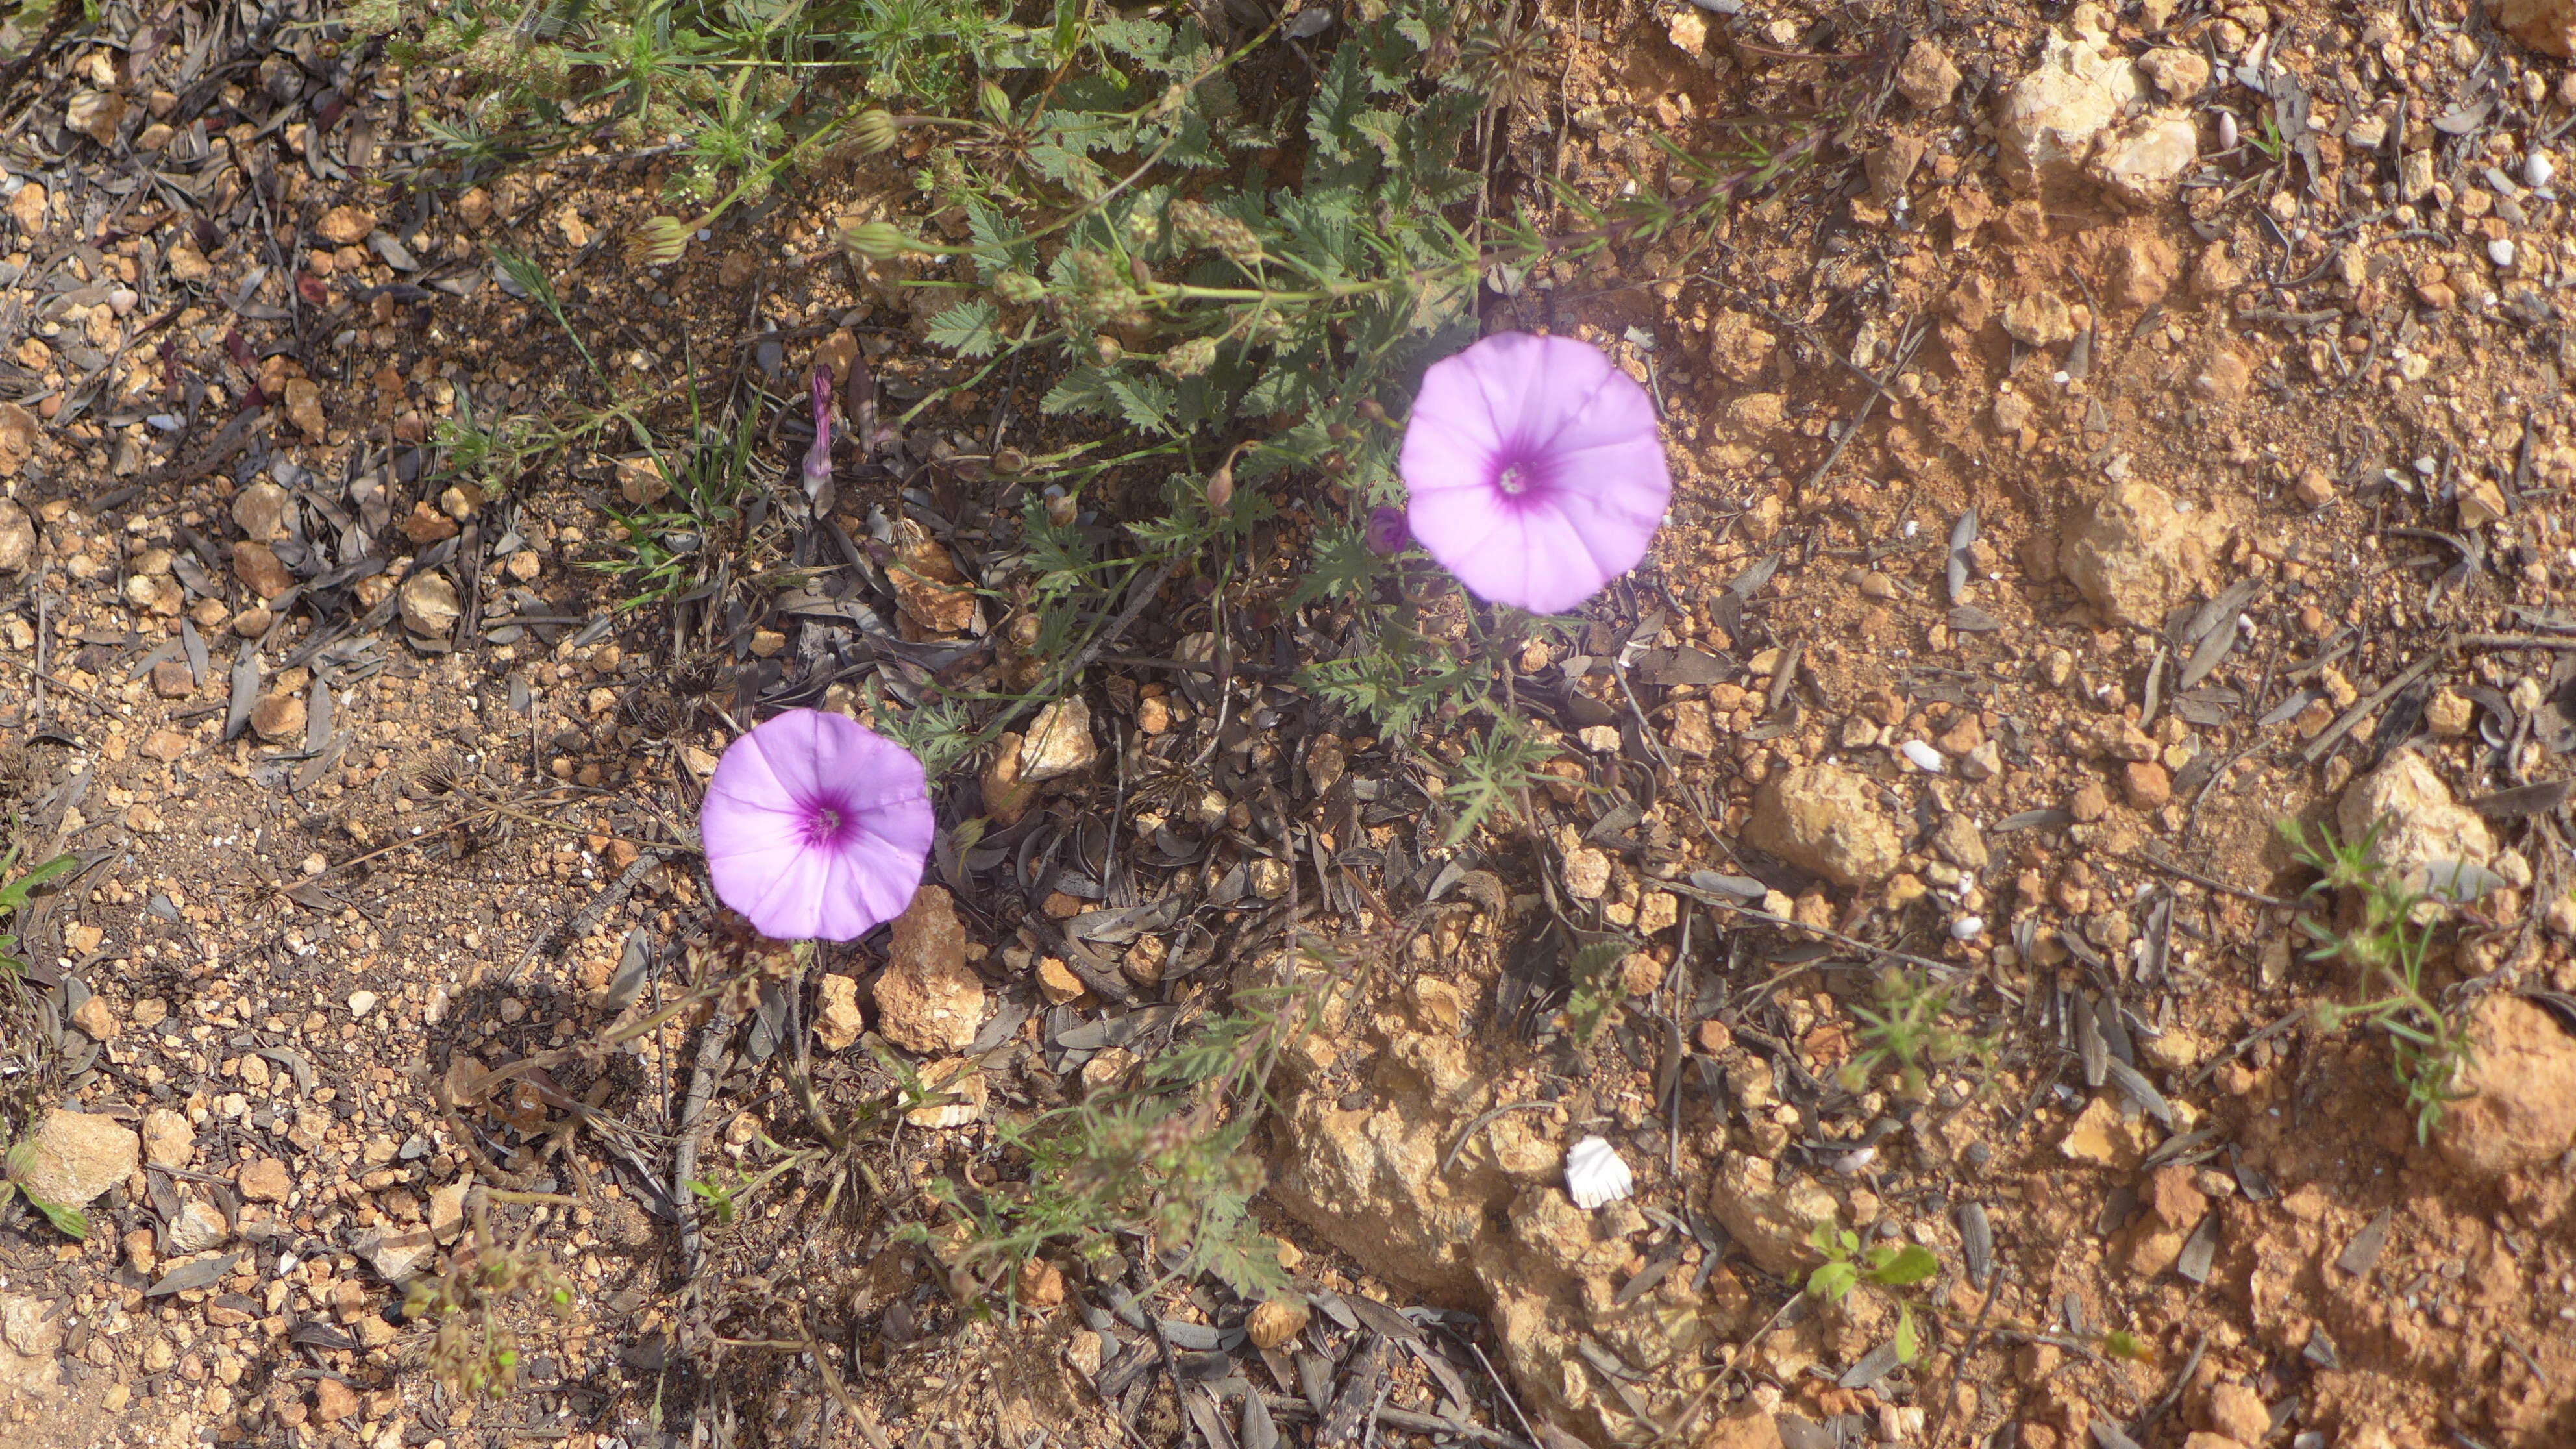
[701,708,935,941]
[802,366,835,500]
[1397,332,1670,615]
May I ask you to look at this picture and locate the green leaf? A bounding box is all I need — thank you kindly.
[925,299,1004,358]
[1866,1243,1940,1287]
[1805,1261,1858,1304]
[0,853,80,912]
[31,1195,88,1241]
[1893,1302,1920,1364]
[2102,1329,2149,1362]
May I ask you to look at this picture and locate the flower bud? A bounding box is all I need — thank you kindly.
[1206,465,1233,512]
[1093,335,1122,367]
[1129,255,1154,289]
[1158,336,1218,378]
[1044,489,1078,528]
[993,447,1027,475]
[1356,398,1387,424]
[980,81,1012,124]
[994,270,1047,304]
[1322,451,1348,475]
[839,221,913,261]
[625,216,692,266]
[849,109,900,155]
[1325,421,1350,442]
[1365,506,1412,555]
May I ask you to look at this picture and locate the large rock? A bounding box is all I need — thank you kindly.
[0,499,32,572]
[1746,765,1901,887]
[2059,480,2216,628]
[2494,0,2575,56]
[1704,1152,1839,1278]
[870,886,984,1053]
[1997,6,2142,192]
[2088,110,2199,206]
[2436,996,2576,1177]
[2336,752,2496,897]
[10,1109,138,1209]
[1268,1028,1510,1302]
[1019,697,1099,784]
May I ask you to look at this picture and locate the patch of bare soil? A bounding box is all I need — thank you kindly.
[4,0,2576,1447]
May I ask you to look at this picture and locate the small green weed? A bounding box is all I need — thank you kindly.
[2280,818,2477,1143]
[1839,967,1990,1102]
[406,1197,576,1399]
[1804,1222,1938,1364]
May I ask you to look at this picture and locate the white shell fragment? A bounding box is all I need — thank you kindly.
[1900,740,1947,774]
[1950,914,1987,941]
[1565,1135,1634,1211]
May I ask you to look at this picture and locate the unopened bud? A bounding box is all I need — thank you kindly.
[1206,465,1234,512]
[1159,336,1218,378]
[1325,421,1350,442]
[839,221,914,261]
[625,216,692,266]
[1044,489,1077,528]
[993,447,1027,475]
[1356,398,1388,424]
[1322,451,1349,475]
[1129,255,1154,289]
[980,81,1012,124]
[995,270,1047,304]
[849,109,900,155]
[1093,335,1122,367]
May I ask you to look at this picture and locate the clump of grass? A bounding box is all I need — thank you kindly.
[2279,818,2476,1143]
[1839,967,1991,1102]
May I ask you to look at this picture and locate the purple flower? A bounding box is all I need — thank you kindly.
[1398,332,1670,615]
[1365,505,1412,555]
[802,366,835,500]
[701,708,934,941]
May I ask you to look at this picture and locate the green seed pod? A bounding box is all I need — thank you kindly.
[994,270,1048,304]
[625,216,692,267]
[839,221,913,261]
[848,109,900,155]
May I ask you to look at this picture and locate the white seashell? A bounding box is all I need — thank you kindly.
[1565,1135,1634,1211]
[2488,238,2516,269]
[2216,111,2238,151]
[2527,151,2555,190]
[1950,914,1986,941]
[1901,740,1946,774]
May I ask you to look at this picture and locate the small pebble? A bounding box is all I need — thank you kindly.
[1900,739,1946,773]
[2488,238,2516,269]
[2217,112,2238,151]
[347,990,379,1018]
[1951,914,1986,941]
[2528,152,2556,189]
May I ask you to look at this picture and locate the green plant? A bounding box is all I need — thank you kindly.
[912,960,1358,1306]
[1805,1222,1938,1364]
[2280,818,2477,1143]
[1839,967,1990,1102]
[0,847,82,1238]
[406,1198,576,1399]
[0,846,77,978]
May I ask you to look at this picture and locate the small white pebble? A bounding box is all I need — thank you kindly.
[2529,152,2556,189]
[2488,238,2516,269]
[2217,112,2238,151]
[1950,914,1986,941]
[1833,1146,1878,1174]
[1565,1135,1634,1211]
[347,990,379,1019]
[1900,739,1946,773]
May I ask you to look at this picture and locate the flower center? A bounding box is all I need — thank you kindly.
[1496,462,1530,496]
[804,800,851,847]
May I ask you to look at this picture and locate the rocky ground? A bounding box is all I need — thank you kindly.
[5,0,2576,1447]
